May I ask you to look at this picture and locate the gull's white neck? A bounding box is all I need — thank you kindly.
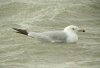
[64,29,78,43]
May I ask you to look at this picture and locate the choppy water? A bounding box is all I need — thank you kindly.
[0,0,100,68]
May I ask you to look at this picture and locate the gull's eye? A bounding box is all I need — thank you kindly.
[72,28,75,30]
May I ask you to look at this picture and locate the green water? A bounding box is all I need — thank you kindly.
[0,0,100,68]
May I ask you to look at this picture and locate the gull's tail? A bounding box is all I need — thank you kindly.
[12,28,28,35]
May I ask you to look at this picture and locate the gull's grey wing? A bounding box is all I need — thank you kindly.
[28,31,67,42]
[28,32,55,42]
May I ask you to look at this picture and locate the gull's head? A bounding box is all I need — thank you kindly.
[64,25,85,33]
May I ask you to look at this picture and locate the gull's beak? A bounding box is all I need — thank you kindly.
[78,29,85,32]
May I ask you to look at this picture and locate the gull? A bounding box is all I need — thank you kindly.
[13,25,85,43]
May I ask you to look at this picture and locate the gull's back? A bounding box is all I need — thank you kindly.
[42,31,67,42]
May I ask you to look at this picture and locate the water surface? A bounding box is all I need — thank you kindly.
[0,0,100,68]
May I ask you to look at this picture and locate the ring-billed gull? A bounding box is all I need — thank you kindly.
[13,25,85,43]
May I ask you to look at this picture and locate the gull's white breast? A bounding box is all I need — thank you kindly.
[65,31,78,43]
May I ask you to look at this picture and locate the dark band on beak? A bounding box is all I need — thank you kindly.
[78,29,85,32]
[83,29,85,32]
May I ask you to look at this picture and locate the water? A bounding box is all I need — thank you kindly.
[0,0,100,68]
